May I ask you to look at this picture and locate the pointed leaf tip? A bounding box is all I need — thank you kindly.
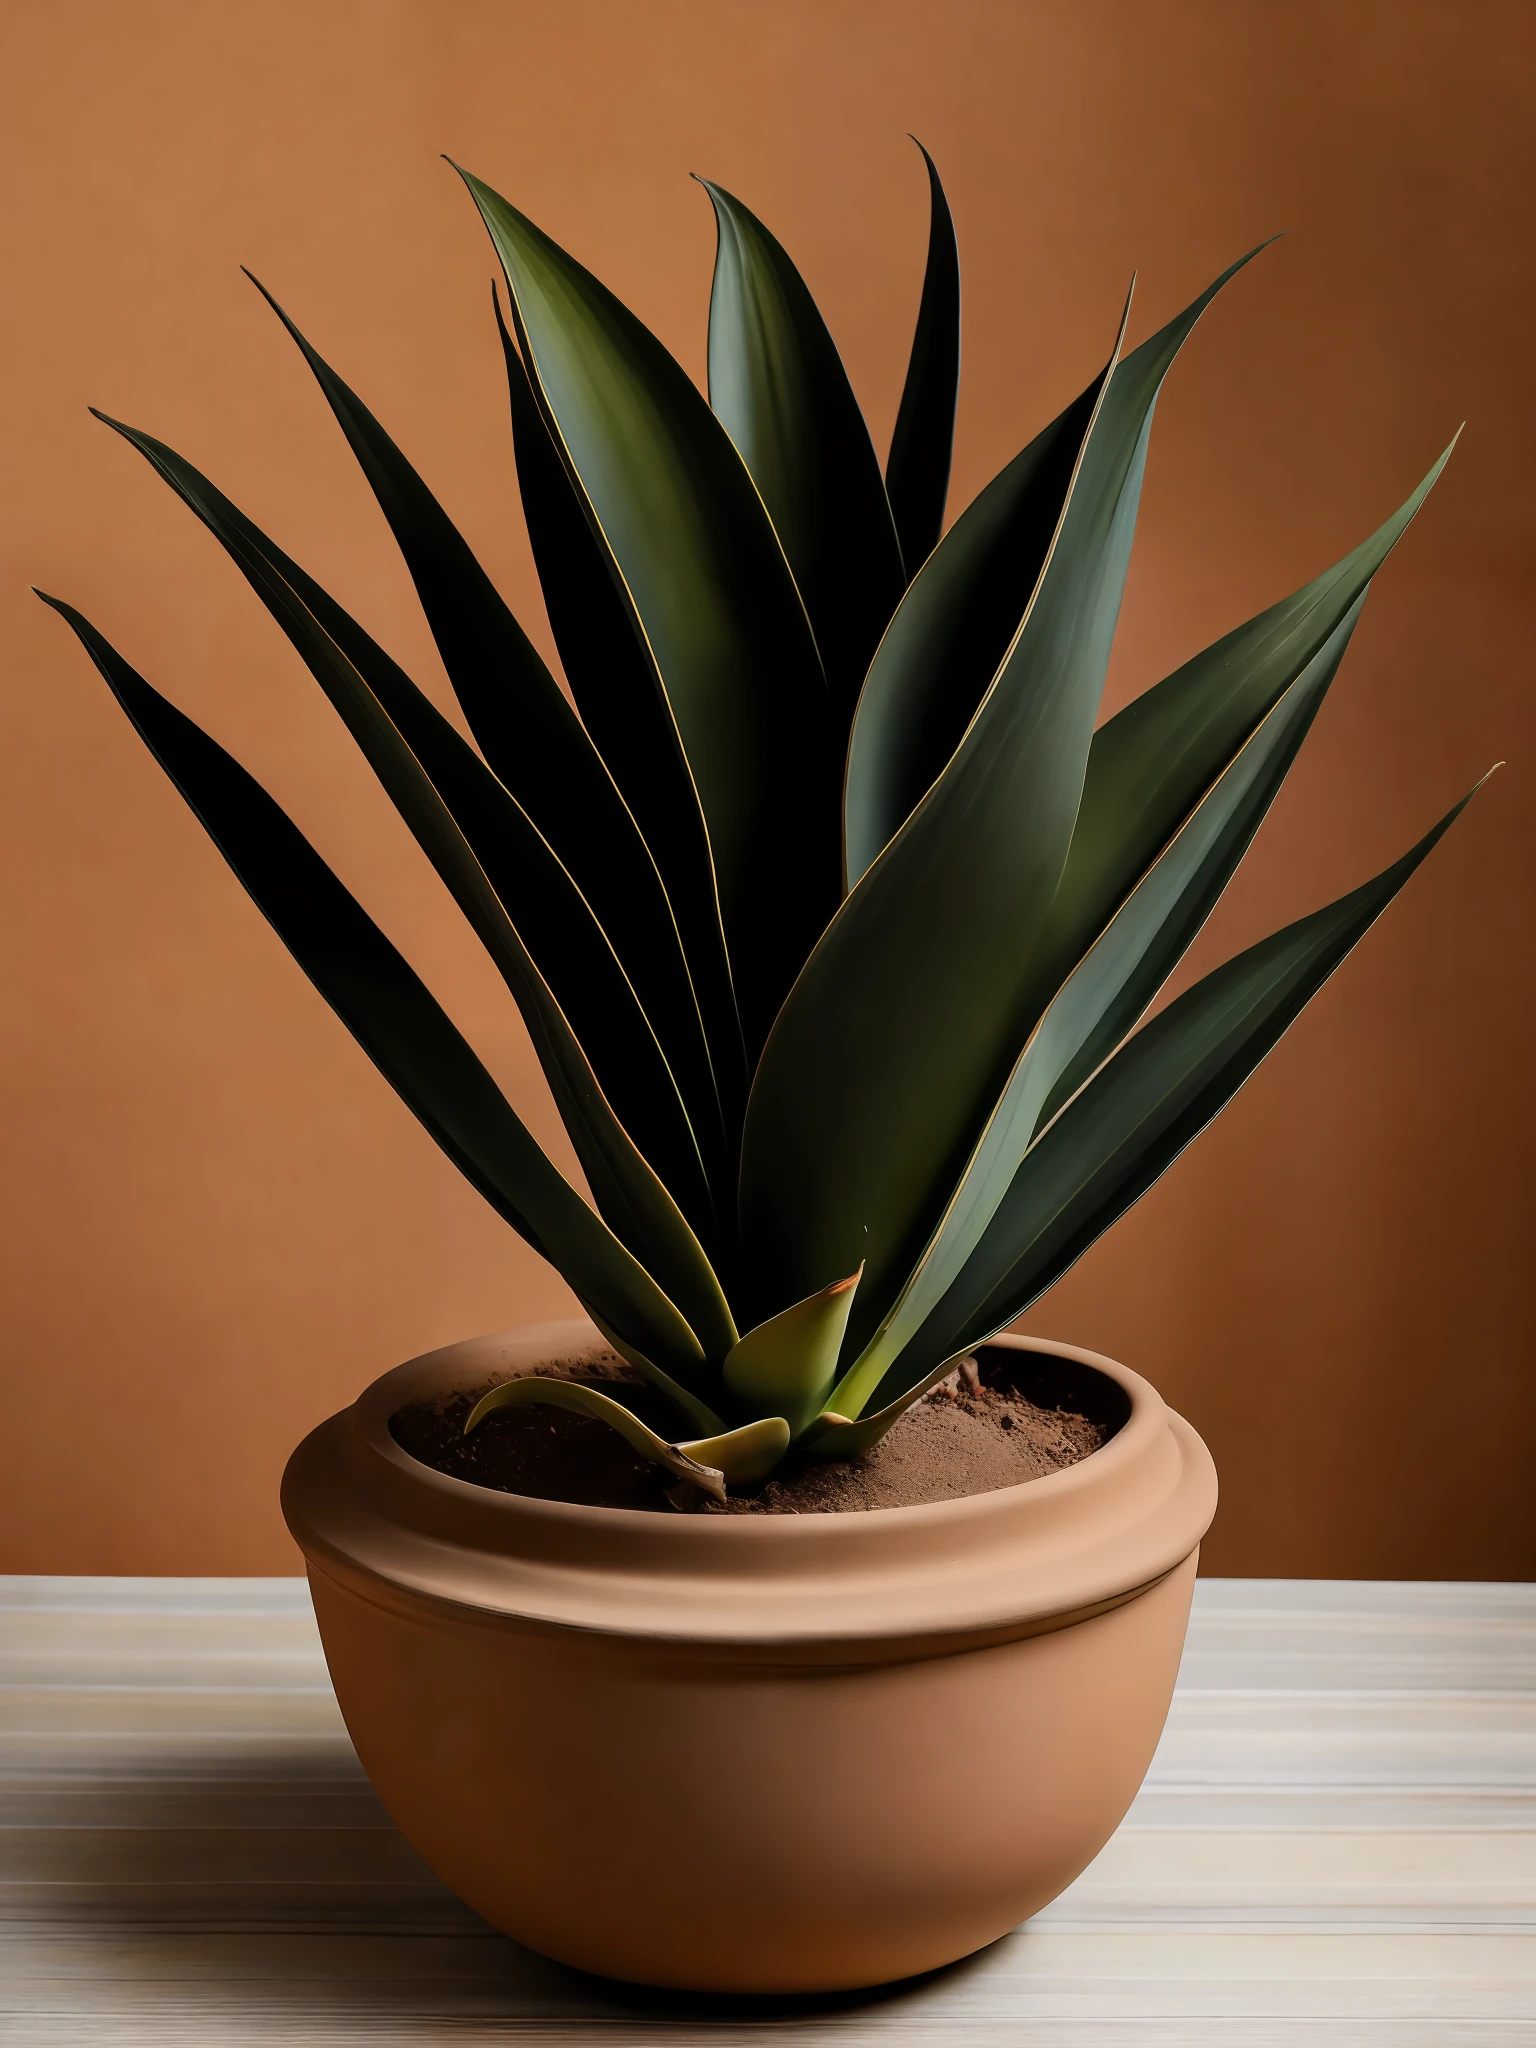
[44,597,708,1381]
[885,140,961,574]
[873,771,1491,1392]
[829,593,1373,1419]
[722,1265,864,1437]
[702,172,903,714]
[752,273,1148,1346]
[462,158,836,1046]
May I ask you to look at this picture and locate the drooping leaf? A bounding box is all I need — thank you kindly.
[39,594,707,1381]
[1038,439,1458,987]
[89,417,736,1362]
[464,1376,731,1497]
[248,276,732,1151]
[846,367,1103,888]
[94,409,729,1242]
[742,252,1265,1351]
[832,599,1363,1417]
[464,1375,790,1493]
[492,290,742,1115]
[862,782,1486,1408]
[701,178,905,717]
[456,163,837,1049]
[885,139,961,576]
[721,1266,863,1437]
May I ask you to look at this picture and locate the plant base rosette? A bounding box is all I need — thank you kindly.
[283,1320,1215,1993]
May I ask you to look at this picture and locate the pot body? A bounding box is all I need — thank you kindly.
[283,1321,1216,1993]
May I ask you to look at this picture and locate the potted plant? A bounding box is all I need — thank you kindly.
[42,146,1484,1994]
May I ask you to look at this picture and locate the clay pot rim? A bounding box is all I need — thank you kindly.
[282,1320,1216,1653]
[361,1319,1147,1534]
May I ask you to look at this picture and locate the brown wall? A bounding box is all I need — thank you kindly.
[0,0,1530,1577]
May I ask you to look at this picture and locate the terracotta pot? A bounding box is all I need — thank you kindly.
[281,1319,1216,1994]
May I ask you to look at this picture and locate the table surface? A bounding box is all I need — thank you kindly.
[0,1576,1531,2045]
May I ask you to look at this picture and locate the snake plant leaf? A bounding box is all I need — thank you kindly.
[701,178,905,717]
[1039,439,1458,988]
[580,1308,731,1438]
[846,244,1275,890]
[845,366,1104,888]
[721,1266,864,1438]
[463,1376,732,1500]
[1030,603,1365,1135]
[831,598,1363,1418]
[463,1377,787,1493]
[870,782,1485,1406]
[885,139,961,576]
[89,418,736,1361]
[39,594,707,1382]
[492,291,742,1116]
[92,410,729,1246]
[248,277,730,1149]
[244,277,669,941]
[797,1355,962,1463]
[456,164,837,1048]
[743,252,1263,1356]
[739,305,1128,1344]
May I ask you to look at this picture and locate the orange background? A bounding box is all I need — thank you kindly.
[0,0,1529,1576]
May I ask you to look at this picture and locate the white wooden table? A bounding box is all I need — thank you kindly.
[0,1577,1531,2044]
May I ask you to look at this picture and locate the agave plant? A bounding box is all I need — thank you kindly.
[41,148,1483,1500]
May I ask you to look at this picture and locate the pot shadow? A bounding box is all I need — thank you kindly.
[569,1940,1004,2027]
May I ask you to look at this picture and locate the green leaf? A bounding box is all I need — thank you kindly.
[577,1308,729,1438]
[721,1266,863,1437]
[93,410,729,1246]
[798,1359,958,1463]
[463,1376,733,1499]
[874,781,1488,1403]
[885,139,961,576]
[249,276,733,1162]
[846,366,1104,889]
[92,412,736,1358]
[701,178,904,716]
[492,289,743,1117]
[1040,438,1458,985]
[456,163,837,1048]
[831,598,1363,1417]
[743,252,1264,1354]
[39,594,708,1381]
[847,244,1277,891]
[678,1415,793,1489]
[464,1378,790,1493]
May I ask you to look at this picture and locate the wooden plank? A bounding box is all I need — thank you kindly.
[0,1576,1531,2042]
